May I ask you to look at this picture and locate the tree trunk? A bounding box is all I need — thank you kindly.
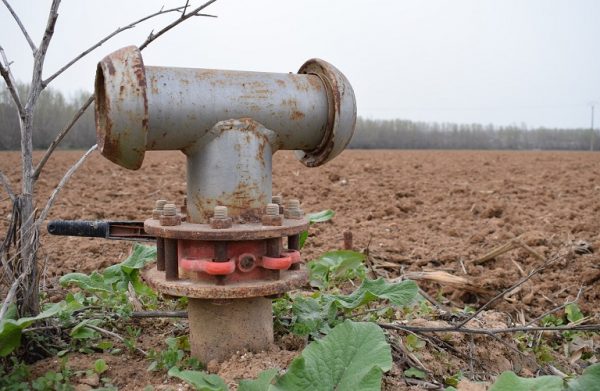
[18,111,39,316]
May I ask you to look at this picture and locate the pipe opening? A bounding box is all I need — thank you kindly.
[94,63,110,153]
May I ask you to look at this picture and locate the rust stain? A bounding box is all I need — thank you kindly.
[290,110,305,121]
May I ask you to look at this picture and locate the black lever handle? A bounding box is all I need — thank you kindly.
[47,220,155,242]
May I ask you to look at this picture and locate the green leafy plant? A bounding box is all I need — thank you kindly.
[298,209,335,249]
[489,363,600,391]
[170,320,392,391]
[0,244,157,358]
[308,250,366,289]
[288,278,418,336]
[148,335,201,372]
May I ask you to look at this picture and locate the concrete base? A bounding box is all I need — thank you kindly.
[188,297,273,363]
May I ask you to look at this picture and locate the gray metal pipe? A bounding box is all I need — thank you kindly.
[95,45,356,171]
[144,66,328,153]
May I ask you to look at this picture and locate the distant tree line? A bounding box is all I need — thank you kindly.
[0,82,95,150]
[1,82,598,151]
[350,117,599,150]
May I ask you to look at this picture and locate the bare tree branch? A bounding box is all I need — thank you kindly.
[139,0,218,50]
[43,4,193,86]
[36,144,97,225]
[0,45,24,115]
[1,0,37,53]
[0,171,15,202]
[29,0,60,95]
[32,95,94,180]
[34,0,219,179]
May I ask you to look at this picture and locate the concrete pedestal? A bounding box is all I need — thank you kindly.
[188,297,273,363]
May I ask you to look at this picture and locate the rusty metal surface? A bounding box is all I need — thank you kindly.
[144,217,307,241]
[186,119,273,223]
[296,59,357,167]
[143,265,308,299]
[95,46,148,170]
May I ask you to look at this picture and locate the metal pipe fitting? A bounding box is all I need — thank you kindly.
[95,46,356,221]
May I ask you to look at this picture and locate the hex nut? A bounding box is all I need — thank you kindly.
[210,217,233,229]
[261,214,283,226]
[160,214,182,226]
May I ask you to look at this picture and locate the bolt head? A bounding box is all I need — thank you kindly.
[159,214,181,226]
[261,214,283,226]
[210,216,233,229]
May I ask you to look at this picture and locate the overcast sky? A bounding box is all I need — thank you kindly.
[1,0,599,128]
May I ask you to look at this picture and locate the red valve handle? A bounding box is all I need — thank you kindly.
[180,257,236,275]
[282,249,301,264]
[262,255,292,270]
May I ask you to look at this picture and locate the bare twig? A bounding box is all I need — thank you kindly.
[1,0,37,53]
[36,144,97,225]
[43,3,195,86]
[130,310,187,318]
[84,324,148,356]
[0,45,24,115]
[32,95,94,180]
[454,249,566,329]
[378,322,600,335]
[31,0,60,94]
[35,1,219,178]
[138,0,218,50]
[524,287,584,327]
[0,271,26,320]
[0,170,15,202]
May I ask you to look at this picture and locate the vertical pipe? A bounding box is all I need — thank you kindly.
[156,237,165,271]
[165,239,178,280]
[186,123,273,224]
[287,234,300,251]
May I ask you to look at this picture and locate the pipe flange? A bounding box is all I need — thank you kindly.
[95,46,148,170]
[296,59,357,167]
[144,218,308,241]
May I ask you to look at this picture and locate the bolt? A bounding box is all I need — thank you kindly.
[160,203,181,226]
[262,203,283,226]
[210,205,233,229]
[152,199,167,219]
[284,199,304,219]
[266,203,279,216]
[214,206,228,219]
[272,195,284,214]
[163,203,177,216]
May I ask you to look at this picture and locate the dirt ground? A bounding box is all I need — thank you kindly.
[1,149,599,389]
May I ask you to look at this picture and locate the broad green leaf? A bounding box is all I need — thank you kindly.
[565,303,584,324]
[238,368,278,391]
[168,367,228,391]
[273,320,392,391]
[59,272,111,293]
[334,278,419,310]
[404,367,426,379]
[120,244,157,274]
[307,209,335,223]
[489,371,563,391]
[0,301,65,356]
[70,319,101,340]
[308,250,366,288]
[94,359,108,374]
[298,231,309,249]
[567,363,600,391]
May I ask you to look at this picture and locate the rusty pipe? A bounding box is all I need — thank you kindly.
[94,46,356,171]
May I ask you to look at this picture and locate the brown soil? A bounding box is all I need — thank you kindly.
[2,149,599,389]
